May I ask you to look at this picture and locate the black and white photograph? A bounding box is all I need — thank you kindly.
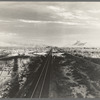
[0,1,100,98]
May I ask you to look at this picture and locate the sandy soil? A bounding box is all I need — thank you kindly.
[49,52,100,98]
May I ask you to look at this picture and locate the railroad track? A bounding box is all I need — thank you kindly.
[30,50,52,98]
[16,49,52,98]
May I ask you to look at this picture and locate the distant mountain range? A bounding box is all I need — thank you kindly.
[73,41,87,46]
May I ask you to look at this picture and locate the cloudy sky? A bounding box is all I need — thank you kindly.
[0,2,100,47]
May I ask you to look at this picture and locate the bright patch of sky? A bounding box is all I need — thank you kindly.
[0,2,100,47]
